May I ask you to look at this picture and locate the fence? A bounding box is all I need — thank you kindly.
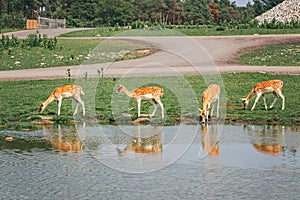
[26,17,66,29]
[38,17,66,28]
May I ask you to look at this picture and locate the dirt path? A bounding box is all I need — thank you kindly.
[1,29,300,81]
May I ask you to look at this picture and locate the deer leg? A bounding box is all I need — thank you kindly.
[73,100,79,116]
[276,90,285,110]
[74,96,85,116]
[262,94,268,110]
[81,99,86,116]
[216,96,220,118]
[150,99,158,118]
[210,103,215,118]
[269,92,278,109]
[57,98,63,116]
[137,99,141,117]
[207,103,211,118]
[206,110,209,123]
[251,93,262,111]
[157,99,164,118]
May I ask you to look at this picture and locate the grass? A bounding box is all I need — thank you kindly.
[0,28,21,34]
[237,44,300,66]
[0,39,100,70]
[0,38,154,71]
[178,27,300,36]
[0,72,299,130]
[60,27,300,37]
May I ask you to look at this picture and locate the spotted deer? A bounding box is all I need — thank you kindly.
[115,84,164,118]
[39,85,85,116]
[199,84,220,124]
[241,80,285,111]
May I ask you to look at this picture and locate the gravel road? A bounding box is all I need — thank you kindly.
[1,29,300,81]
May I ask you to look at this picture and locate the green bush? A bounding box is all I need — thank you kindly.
[0,14,25,29]
[0,34,19,50]
[21,32,57,49]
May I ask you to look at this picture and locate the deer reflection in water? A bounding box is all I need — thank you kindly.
[200,124,221,158]
[117,125,163,154]
[43,124,83,152]
[244,125,284,156]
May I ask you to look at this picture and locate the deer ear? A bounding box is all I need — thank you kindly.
[198,108,202,113]
[241,98,246,101]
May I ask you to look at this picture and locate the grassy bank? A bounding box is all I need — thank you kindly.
[0,39,101,70]
[60,27,300,37]
[237,44,300,66]
[0,38,157,71]
[0,72,299,130]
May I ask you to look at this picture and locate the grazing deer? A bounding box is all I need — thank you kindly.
[199,84,220,124]
[115,84,164,118]
[39,85,85,116]
[241,80,285,111]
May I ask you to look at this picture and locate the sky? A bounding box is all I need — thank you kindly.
[232,0,254,7]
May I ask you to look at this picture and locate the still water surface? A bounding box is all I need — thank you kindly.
[0,124,299,199]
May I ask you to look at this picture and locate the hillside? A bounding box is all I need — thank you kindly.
[256,0,300,23]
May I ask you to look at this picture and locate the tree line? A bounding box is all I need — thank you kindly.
[0,0,284,29]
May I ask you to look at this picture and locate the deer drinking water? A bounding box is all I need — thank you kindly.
[199,84,220,124]
[39,85,85,116]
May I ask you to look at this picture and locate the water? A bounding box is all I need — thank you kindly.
[0,124,299,199]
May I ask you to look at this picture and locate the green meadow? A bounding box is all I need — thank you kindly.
[0,37,157,71]
[60,27,300,37]
[237,44,300,66]
[0,73,298,130]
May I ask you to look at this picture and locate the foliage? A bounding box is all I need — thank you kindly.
[252,0,285,16]
[0,13,25,29]
[0,73,298,130]
[0,0,285,28]
[0,34,19,49]
[22,33,58,50]
[0,32,57,51]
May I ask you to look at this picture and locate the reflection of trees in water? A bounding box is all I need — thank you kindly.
[43,124,83,152]
[117,125,162,154]
[200,124,220,157]
[244,125,284,156]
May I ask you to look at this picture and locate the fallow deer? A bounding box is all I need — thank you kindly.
[115,84,164,118]
[199,84,220,124]
[241,80,285,111]
[39,85,85,116]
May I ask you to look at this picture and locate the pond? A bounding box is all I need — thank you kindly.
[0,124,299,199]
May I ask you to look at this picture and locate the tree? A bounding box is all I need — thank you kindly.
[183,0,211,25]
[252,0,284,16]
[208,1,220,24]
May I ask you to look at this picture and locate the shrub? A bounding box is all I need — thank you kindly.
[0,34,19,50]
[22,32,57,49]
[0,14,25,29]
